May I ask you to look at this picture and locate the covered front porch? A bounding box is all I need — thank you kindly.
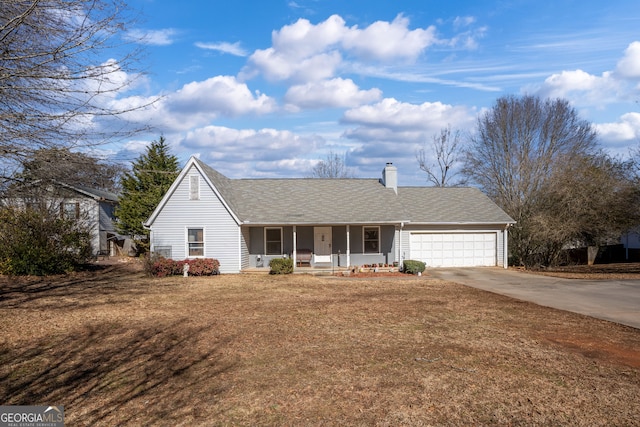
[243,224,399,271]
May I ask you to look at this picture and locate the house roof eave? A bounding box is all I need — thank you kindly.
[241,220,411,227]
[404,221,516,227]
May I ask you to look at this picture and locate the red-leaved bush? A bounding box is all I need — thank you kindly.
[184,258,220,276]
[147,255,220,277]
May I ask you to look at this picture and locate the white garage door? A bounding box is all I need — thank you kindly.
[410,232,497,267]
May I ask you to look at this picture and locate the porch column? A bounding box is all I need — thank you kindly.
[346,225,350,267]
[398,224,402,267]
[293,225,297,268]
[503,227,508,269]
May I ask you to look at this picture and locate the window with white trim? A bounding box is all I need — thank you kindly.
[265,227,282,255]
[189,175,200,200]
[62,201,79,220]
[187,228,204,256]
[363,226,380,253]
[155,246,172,258]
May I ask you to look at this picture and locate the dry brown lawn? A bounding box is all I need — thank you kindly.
[1,261,639,426]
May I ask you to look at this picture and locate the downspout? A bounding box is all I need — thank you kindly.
[142,222,152,253]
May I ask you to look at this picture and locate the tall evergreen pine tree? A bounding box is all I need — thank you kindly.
[115,136,179,251]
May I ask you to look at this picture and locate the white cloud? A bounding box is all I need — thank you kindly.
[341,98,475,142]
[341,14,438,62]
[616,41,640,79]
[110,75,277,132]
[533,41,640,107]
[534,69,624,107]
[183,126,319,156]
[537,69,611,98]
[170,75,276,117]
[180,125,325,177]
[453,16,476,30]
[242,14,442,83]
[83,59,147,97]
[272,14,347,57]
[596,112,640,143]
[124,28,178,46]
[195,41,248,57]
[244,48,342,82]
[284,78,381,110]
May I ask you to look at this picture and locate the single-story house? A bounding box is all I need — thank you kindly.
[144,157,515,274]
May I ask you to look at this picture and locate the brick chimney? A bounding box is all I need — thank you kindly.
[381,162,397,194]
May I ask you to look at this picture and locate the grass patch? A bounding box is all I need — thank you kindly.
[0,263,638,425]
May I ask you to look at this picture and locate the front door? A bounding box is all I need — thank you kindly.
[314,227,332,263]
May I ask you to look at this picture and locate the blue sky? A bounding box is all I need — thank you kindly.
[105,0,640,185]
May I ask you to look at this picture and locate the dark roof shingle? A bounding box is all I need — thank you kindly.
[196,159,514,225]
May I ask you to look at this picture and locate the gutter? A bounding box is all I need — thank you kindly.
[241,220,412,226]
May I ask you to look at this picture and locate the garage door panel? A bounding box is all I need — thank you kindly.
[410,232,497,267]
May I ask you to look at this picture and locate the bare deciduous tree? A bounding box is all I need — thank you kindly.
[310,151,353,178]
[463,95,599,267]
[416,125,466,187]
[530,153,640,266]
[17,148,125,193]
[0,0,149,186]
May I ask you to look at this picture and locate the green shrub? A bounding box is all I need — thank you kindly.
[0,206,92,275]
[269,257,293,274]
[402,260,426,275]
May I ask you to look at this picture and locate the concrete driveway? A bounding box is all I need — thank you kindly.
[429,267,640,329]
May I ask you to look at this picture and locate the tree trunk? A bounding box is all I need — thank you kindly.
[587,246,599,266]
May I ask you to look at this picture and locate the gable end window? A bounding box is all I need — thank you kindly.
[187,228,204,257]
[363,226,380,254]
[61,202,80,220]
[190,175,200,200]
[265,227,282,255]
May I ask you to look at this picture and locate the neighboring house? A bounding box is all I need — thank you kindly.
[622,228,640,249]
[621,228,640,261]
[55,183,130,257]
[3,181,131,257]
[144,157,515,274]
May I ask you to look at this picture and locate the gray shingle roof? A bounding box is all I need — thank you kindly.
[398,187,514,224]
[196,158,514,225]
[231,178,406,224]
[69,184,119,202]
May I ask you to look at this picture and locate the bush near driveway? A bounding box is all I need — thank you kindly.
[402,259,426,274]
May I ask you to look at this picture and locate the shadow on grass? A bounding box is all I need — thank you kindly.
[0,264,165,310]
[0,317,236,425]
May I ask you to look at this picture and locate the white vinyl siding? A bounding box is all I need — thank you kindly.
[149,165,240,273]
[240,227,250,271]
